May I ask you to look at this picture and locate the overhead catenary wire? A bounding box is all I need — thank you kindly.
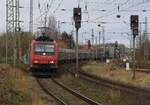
[93,0,132,21]
[83,0,115,16]
[32,0,149,34]
[95,0,116,10]
[80,0,131,27]
[48,0,54,10]
[35,0,130,28]
[34,0,149,29]
[80,0,149,28]
[35,0,54,22]
[94,0,149,21]
[120,0,131,7]
[53,0,63,14]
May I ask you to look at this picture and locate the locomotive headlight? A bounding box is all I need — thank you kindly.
[43,53,46,56]
[34,60,39,63]
[50,61,54,64]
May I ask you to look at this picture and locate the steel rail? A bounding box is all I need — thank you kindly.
[36,78,68,105]
[79,71,150,96]
[66,68,150,96]
[136,68,150,73]
[51,78,102,105]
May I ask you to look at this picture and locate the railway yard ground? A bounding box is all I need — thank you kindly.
[56,70,129,105]
[0,64,57,105]
[63,63,150,105]
[1,62,150,105]
[81,61,150,89]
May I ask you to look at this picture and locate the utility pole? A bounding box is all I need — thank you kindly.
[144,17,148,62]
[91,29,94,46]
[14,0,18,65]
[57,21,60,40]
[95,36,98,60]
[132,35,136,79]
[14,0,22,65]
[76,28,79,76]
[29,0,33,34]
[102,27,105,57]
[99,31,101,49]
[98,31,101,61]
[73,7,82,78]
[139,22,142,47]
[6,0,21,65]
[98,24,105,60]
[130,15,139,80]
[6,0,15,64]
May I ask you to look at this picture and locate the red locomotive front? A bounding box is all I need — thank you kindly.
[29,40,58,71]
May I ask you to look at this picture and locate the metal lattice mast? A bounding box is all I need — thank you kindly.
[6,0,15,64]
[6,0,21,65]
[15,0,20,32]
[6,0,15,32]
[29,0,33,33]
[15,0,21,64]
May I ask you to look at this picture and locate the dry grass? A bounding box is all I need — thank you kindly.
[82,62,150,89]
[0,64,51,105]
[60,71,129,105]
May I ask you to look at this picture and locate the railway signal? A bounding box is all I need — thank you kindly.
[130,15,139,80]
[73,7,82,78]
[88,40,91,49]
[130,15,139,38]
[73,8,82,29]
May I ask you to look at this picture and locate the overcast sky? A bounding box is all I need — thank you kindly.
[1,0,150,46]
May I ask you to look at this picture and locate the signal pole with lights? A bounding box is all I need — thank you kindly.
[73,7,82,78]
[130,15,139,80]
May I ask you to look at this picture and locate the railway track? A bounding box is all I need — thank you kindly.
[36,78,67,105]
[65,66,150,97]
[36,77,102,105]
[136,68,150,73]
[79,71,150,96]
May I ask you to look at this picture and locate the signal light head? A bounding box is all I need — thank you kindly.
[34,60,39,63]
[50,61,54,64]
[77,12,81,15]
[73,8,82,21]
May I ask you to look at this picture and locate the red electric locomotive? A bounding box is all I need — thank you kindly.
[29,36,58,72]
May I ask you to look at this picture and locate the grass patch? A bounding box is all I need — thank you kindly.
[60,73,129,105]
[0,64,50,105]
[82,61,150,89]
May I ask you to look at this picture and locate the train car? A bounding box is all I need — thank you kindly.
[28,36,99,75]
[29,36,58,72]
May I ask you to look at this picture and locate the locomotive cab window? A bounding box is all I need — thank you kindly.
[34,43,54,55]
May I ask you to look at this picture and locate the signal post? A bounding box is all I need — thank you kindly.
[130,15,139,80]
[73,7,82,78]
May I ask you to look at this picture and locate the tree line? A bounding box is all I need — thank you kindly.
[0,31,75,63]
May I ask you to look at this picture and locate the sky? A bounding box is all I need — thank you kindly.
[1,0,150,47]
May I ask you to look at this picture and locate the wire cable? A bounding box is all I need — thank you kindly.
[81,0,149,27]
[34,0,55,23]
[48,0,54,11]
[53,0,63,14]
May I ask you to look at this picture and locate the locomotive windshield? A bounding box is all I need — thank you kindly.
[34,43,54,55]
